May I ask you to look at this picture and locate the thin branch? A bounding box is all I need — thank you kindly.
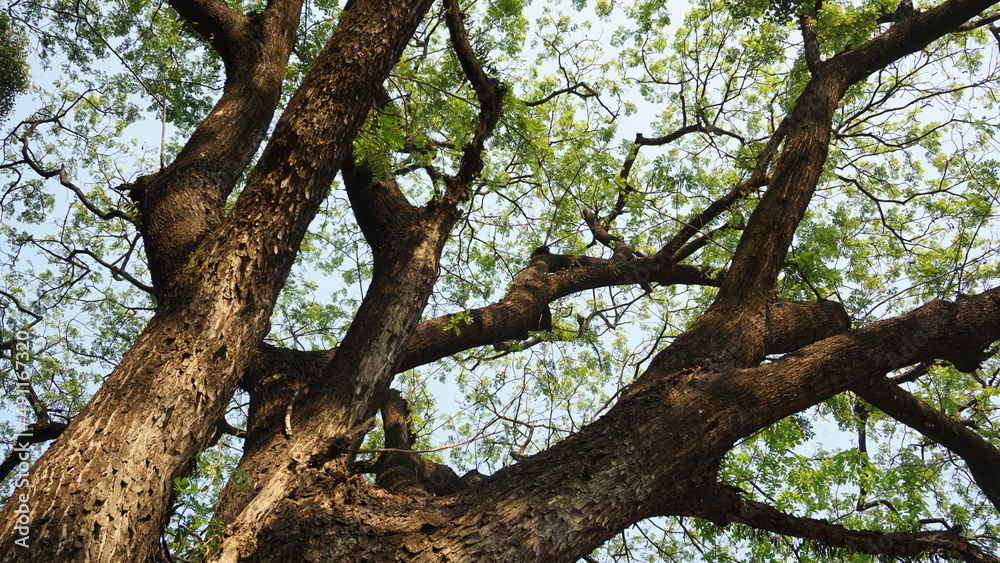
[441,0,505,203]
[16,121,136,223]
[357,429,506,455]
[69,248,155,295]
[0,289,43,326]
[582,209,643,258]
[636,123,746,147]
[670,219,743,263]
[956,12,1000,30]
[523,82,600,107]
[656,120,786,261]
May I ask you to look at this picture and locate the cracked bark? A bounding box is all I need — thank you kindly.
[3,0,999,560]
[217,1,1000,560]
[0,0,435,559]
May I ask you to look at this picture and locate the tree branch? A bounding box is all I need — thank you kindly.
[657,0,1000,371]
[852,375,1000,511]
[669,218,743,263]
[655,120,785,263]
[0,290,43,339]
[636,124,747,147]
[800,12,823,74]
[582,209,644,262]
[442,0,504,203]
[69,248,155,295]
[400,252,721,371]
[136,0,304,297]
[167,0,253,71]
[523,82,600,107]
[341,156,419,256]
[606,121,750,233]
[690,484,999,562]
[370,390,469,496]
[15,119,135,223]
[684,288,1000,443]
[0,423,68,485]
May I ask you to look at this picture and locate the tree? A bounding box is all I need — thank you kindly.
[1,0,999,559]
[0,12,29,121]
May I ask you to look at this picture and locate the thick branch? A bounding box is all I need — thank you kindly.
[800,12,822,74]
[0,0,436,559]
[838,0,1000,86]
[695,288,1000,443]
[400,254,720,371]
[341,157,418,255]
[582,209,643,263]
[168,0,252,71]
[763,299,851,355]
[225,290,1000,562]
[372,390,468,496]
[373,389,431,496]
[136,0,304,297]
[660,0,1000,370]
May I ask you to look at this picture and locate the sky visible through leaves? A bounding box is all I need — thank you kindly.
[2,0,1000,559]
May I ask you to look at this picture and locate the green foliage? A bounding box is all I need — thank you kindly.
[444,310,475,336]
[165,413,247,560]
[2,0,1000,559]
[0,13,29,121]
[725,0,815,24]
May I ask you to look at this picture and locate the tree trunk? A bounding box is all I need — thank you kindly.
[3,0,999,561]
[218,288,1000,562]
[0,0,435,559]
[206,0,1000,560]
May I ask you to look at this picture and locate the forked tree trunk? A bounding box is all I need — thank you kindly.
[0,0,435,559]
[216,289,1000,562]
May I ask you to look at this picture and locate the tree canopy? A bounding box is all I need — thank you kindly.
[0,12,29,121]
[1,0,999,560]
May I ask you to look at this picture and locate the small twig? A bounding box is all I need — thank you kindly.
[357,429,506,455]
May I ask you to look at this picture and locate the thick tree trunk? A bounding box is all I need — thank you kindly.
[211,149,462,563]
[0,0,434,559]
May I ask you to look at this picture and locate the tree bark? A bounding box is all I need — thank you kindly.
[0,0,435,559]
[229,288,1000,562]
[3,0,999,560]
[210,0,1000,560]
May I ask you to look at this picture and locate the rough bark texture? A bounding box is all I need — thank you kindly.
[2,0,999,561]
[0,0,436,559]
[209,1,1000,560]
